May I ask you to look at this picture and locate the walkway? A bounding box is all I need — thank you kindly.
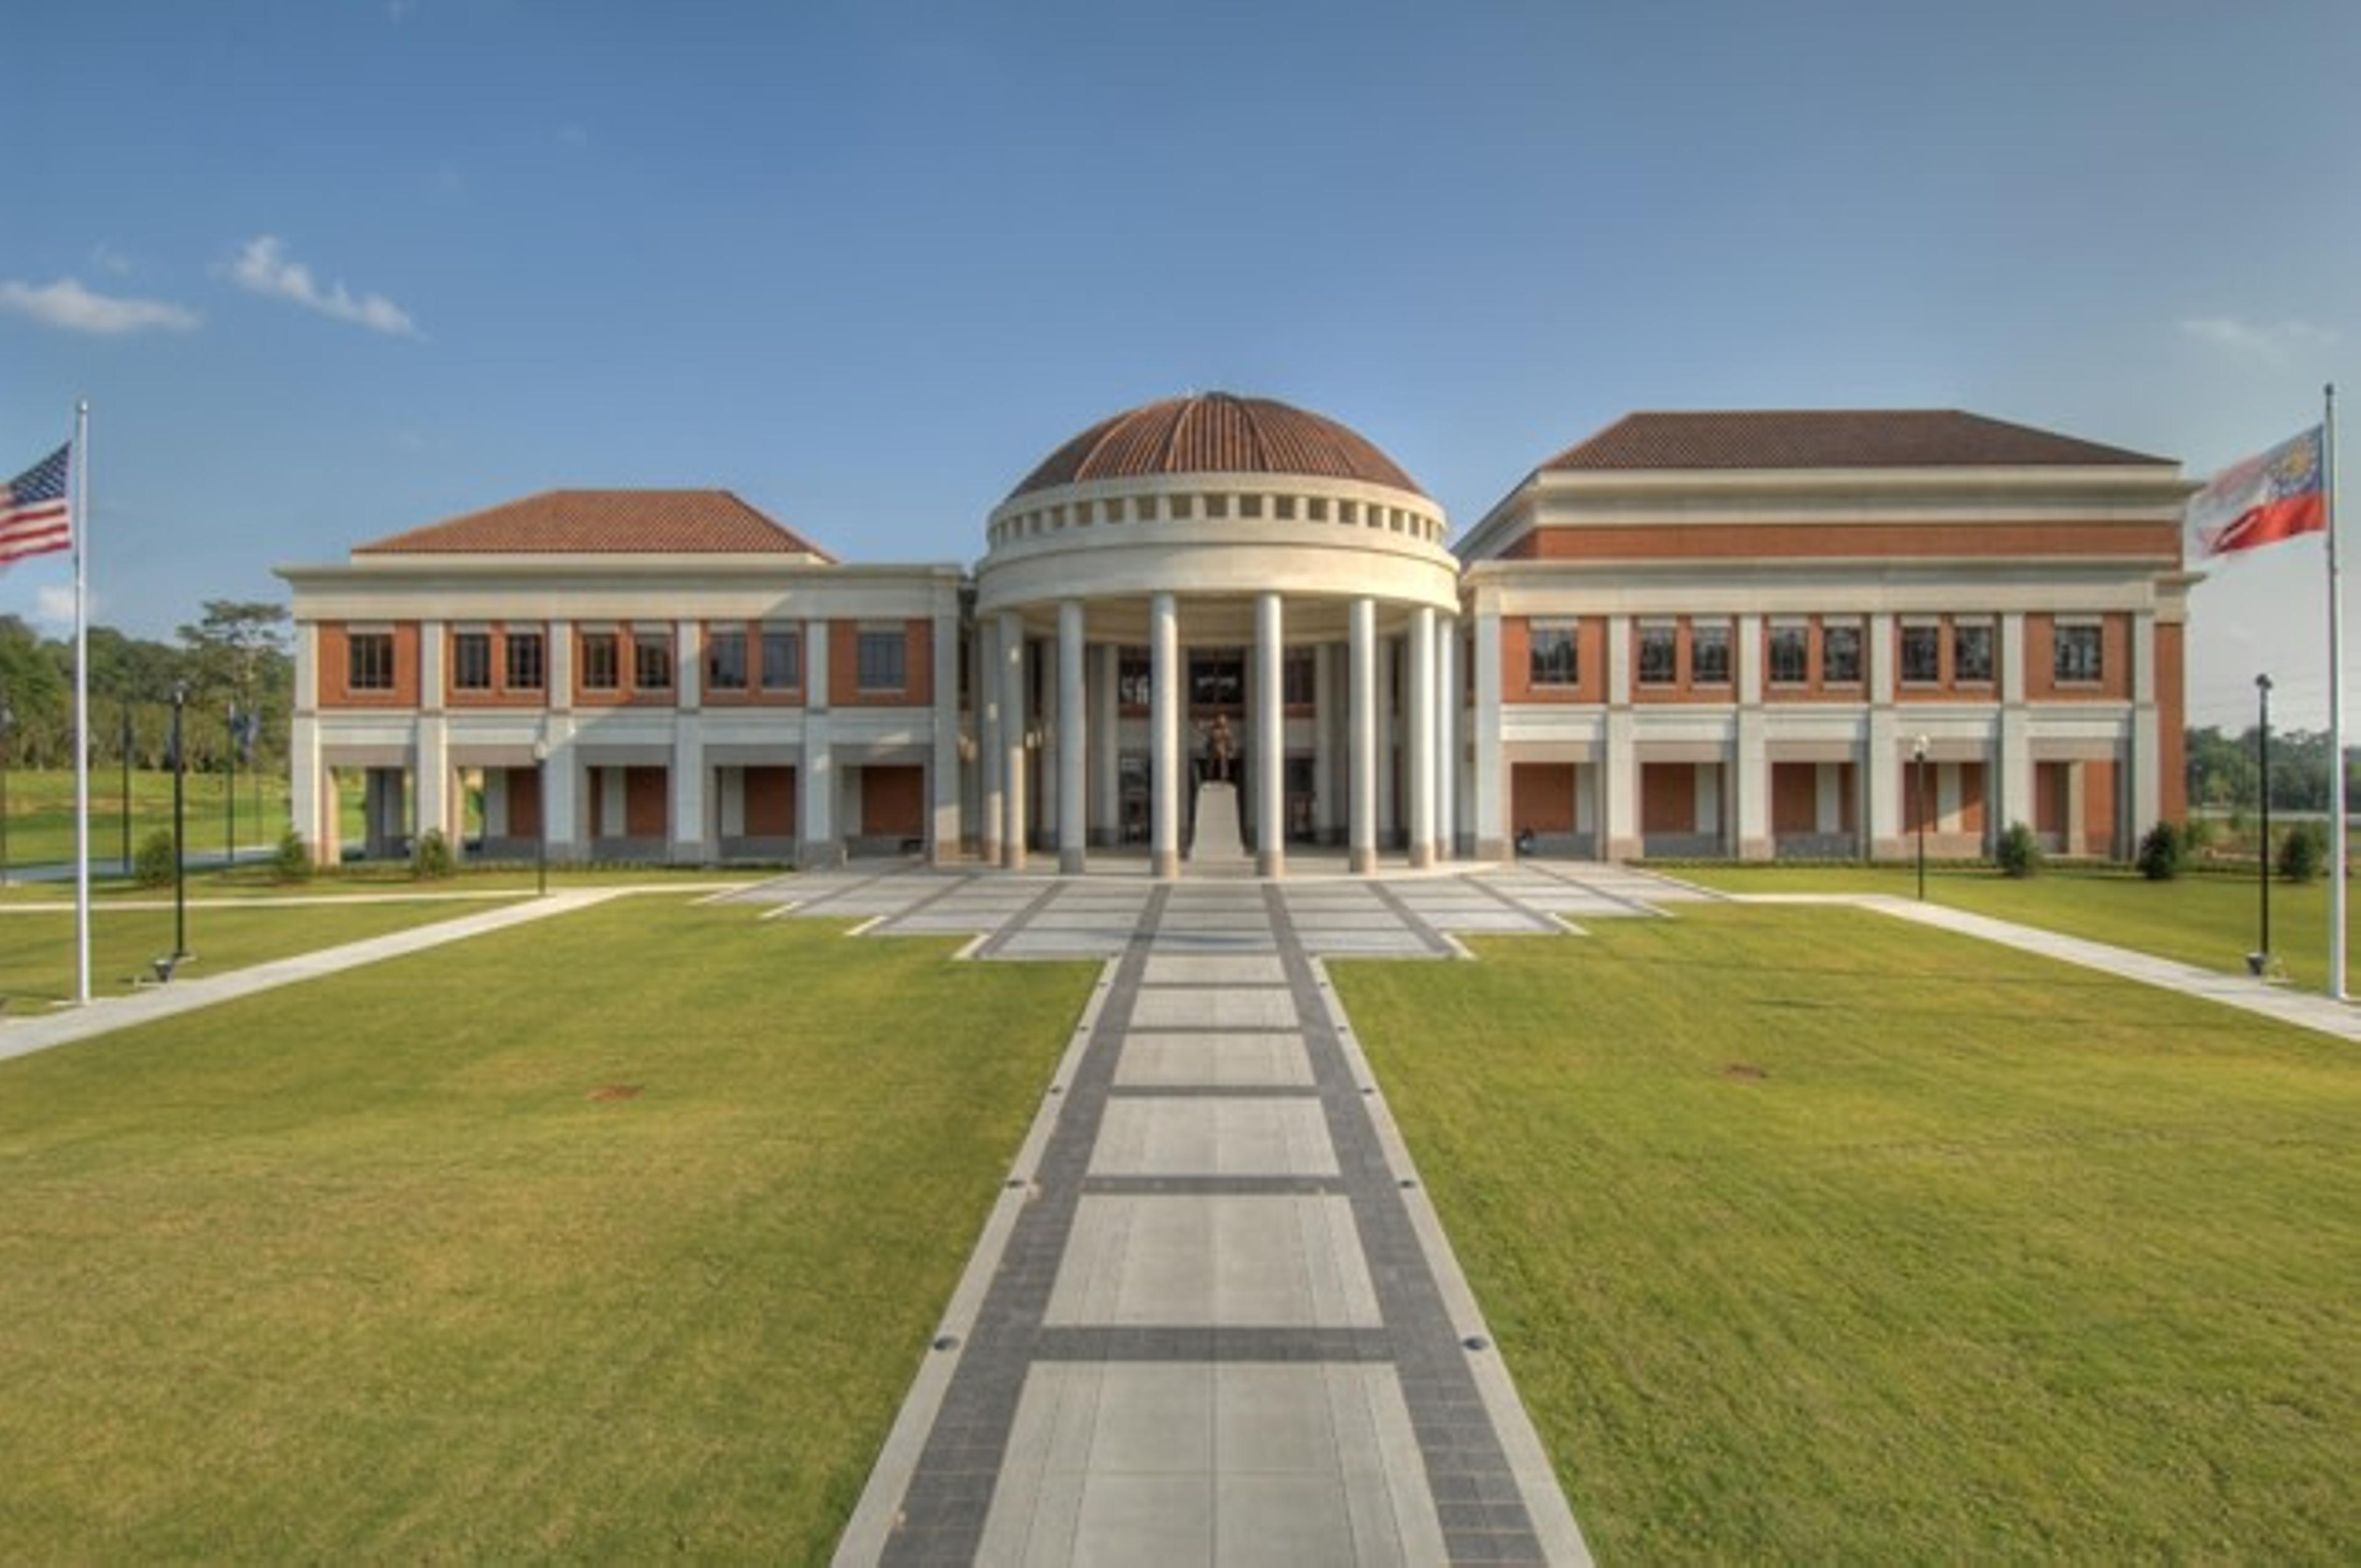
[789,871,1623,1566]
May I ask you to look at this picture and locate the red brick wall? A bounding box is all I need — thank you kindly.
[317,622,421,708]
[1509,764,1576,832]
[861,765,925,836]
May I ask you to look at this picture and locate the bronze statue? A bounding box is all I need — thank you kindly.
[1205,714,1236,782]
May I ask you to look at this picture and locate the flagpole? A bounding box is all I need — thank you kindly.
[72,400,92,1005]
[2327,382,2346,1002]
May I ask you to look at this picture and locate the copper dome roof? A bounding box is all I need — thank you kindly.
[1007,393,1426,501]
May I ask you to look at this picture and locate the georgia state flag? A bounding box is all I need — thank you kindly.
[2188,426,2327,558]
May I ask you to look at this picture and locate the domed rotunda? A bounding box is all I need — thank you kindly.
[975,393,1462,877]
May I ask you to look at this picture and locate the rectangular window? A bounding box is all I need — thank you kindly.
[1768,624,1809,685]
[505,629,544,691]
[1637,624,1677,686]
[2054,622,2103,683]
[857,629,907,692]
[1118,648,1152,708]
[633,629,674,691]
[451,630,492,692]
[1529,619,1580,686]
[1690,621,1731,686]
[1953,622,1995,684]
[348,631,394,692]
[760,627,801,692]
[1900,624,1942,684]
[1283,649,1316,707]
[1190,649,1244,708]
[580,631,620,692]
[706,628,748,692]
[1822,624,1862,684]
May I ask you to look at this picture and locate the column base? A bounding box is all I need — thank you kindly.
[799,838,845,869]
[1739,836,1774,863]
[981,836,1001,868]
[1003,846,1028,871]
[1605,836,1643,861]
[931,842,962,869]
[1350,846,1377,875]
[1409,842,1434,869]
[1256,849,1284,879]
[1474,836,1508,863]
[1059,847,1086,875]
[1152,849,1181,879]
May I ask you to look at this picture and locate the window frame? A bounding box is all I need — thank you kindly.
[705,627,749,693]
[1952,620,1996,685]
[759,627,802,693]
[1528,617,1580,688]
[632,627,674,692]
[1767,622,1809,686]
[856,627,908,694]
[451,629,493,692]
[579,630,620,692]
[1636,622,1678,687]
[504,628,545,692]
[2054,620,2105,684]
[1899,622,1942,685]
[1690,620,1732,687]
[347,630,395,693]
[1821,622,1863,685]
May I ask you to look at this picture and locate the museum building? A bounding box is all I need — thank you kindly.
[277,394,2196,873]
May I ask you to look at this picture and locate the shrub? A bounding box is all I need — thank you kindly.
[1996,821,2043,879]
[2181,815,2216,856]
[2137,820,2183,881]
[272,829,314,884]
[133,828,178,889]
[411,827,457,881]
[2277,821,2327,884]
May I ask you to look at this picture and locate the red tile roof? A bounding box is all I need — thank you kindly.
[1010,393,1426,500]
[1541,410,2170,472]
[355,489,834,558]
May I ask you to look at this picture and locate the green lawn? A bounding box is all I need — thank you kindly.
[0,861,761,907]
[0,898,535,1010]
[0,899,1090,1560]
[0,764,298,868]
[1674,861,2360,993]
[1337,906,2357,1562]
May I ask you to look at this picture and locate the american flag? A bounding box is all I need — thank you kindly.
[0,443,73,566]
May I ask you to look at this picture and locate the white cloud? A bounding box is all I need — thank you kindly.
[227,236,421,339]
[2177,315,2340,362]
[0,276,200,335]
[34,584,82,632]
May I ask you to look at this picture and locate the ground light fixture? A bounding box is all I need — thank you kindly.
[170,681,188,963]
[532,737,550,897]
[1912,732,1930,901]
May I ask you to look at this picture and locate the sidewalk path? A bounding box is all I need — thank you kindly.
[0,890,622,1066]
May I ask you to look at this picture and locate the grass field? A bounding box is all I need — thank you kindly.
[0,898,1090,1560]
[1335,906,2358,1561]
[0,764,299,869]
[1672,861,2360,992]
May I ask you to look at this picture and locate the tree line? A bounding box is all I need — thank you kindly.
[2185,725,2357,815]
[0,601,290,774]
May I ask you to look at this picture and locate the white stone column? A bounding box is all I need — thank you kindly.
[1255,591,1286,879]
[1604,614,1639,860]
[671,726,708,863]
[543,719,579,860]
[1058,600,1087,874]
[931,604,961,866]
[1091,642,1119,848]
[2131,611,2161,838]
[1866,612,1900,857]
[800,617,838,866]
[1998,612,2033,836]
[676,619,703,711]
[999,610,1028,870]
[1376,636,1398,849]
[1407,604,1436,868]
[547,620,574,710]
[1350,597,1378,874]
[290,714,326,864]
[978,617,1003,868]
[1313,643,1339,844]
[1473,609,1505,861]
[1150,592,1180,879]
[1437,616,1458,861]
[1734,611,1769,860]
[415,716,453,847]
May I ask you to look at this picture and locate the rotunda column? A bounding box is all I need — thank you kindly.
[1150,592,1181,879]
[1438,614,1458,861]
[1350,597,1378,875]
[978,616,1002,868]
[1255,591,1286,879]
[1409,604,1436,869]
[999,610,1027,871]
[1313,644,1339,845]
[1058,599,1087,874]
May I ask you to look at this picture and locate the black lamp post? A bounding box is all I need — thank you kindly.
[0,691,14,890]
[225,702,238,871]
[2253,674,2272,973]
[171,681,188,959]
[1912,733,1930,901]
[119,705,133,876]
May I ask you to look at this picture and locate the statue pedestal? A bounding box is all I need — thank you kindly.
[1189,782,1247,868]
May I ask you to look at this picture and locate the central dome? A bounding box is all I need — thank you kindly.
[1008,392,1425,501]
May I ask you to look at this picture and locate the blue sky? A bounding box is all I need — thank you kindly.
[4,1,2354,729]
